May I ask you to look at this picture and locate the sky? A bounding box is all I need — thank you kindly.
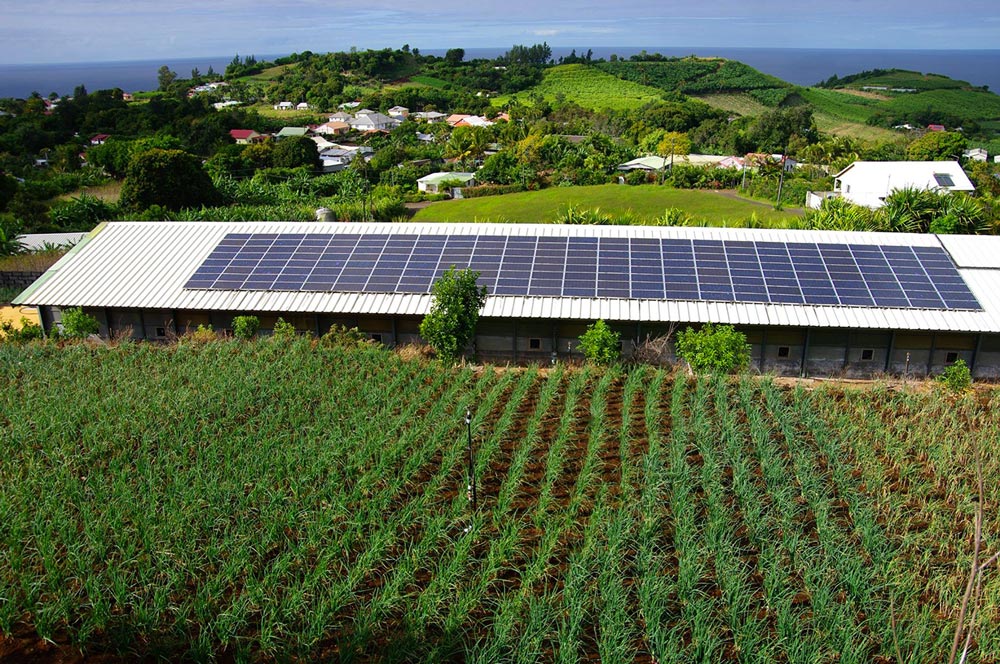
[2,0,999,64]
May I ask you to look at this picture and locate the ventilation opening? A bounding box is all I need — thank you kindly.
[861,348,874,361]
[528,338,542,350]
[945,351,959,364]
[155,327,166,338]
[777,346,791,358]
[370,333,383,343]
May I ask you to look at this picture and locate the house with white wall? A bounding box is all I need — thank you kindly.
[824,160,975,209]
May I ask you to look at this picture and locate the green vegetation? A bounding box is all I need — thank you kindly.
[272,317,297,339]
[231,315,260,340]
[674,323,752,374]
[0,317,43,341]
[420,267,488,363]
[412,184,801,226]
[938,359,972,393]
[497,64,666,111]
[0,341,997,660]
[577,319,621,365]
[596,57,790,96]
[59,307,100,338]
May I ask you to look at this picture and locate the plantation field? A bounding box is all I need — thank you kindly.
[881,89,1000,122]
[0,341,998,662]
[797,88,881,125]
[408,75,449,89]
[411,184,801,226]
[493,64,666,111]
[691,93,771,117]
[842,70,969,92]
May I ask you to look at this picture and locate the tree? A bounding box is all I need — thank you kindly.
[906,131,967,161]
[578,319,621,365]
[674,323,751,374]
[120,148,221,211]
[419,267,488,362]
[232,315,260,340]
[157,65,178,91]
[272,135,321,170]
[445,48,465,65]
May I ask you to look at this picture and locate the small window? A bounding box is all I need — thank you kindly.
[155,327,166,338]
[370,333,383,343]
[945,351,959,364]
[528,338,542,350]
[861,348,874,361]
[777,346,791,358]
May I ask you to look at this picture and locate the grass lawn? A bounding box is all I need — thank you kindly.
[412,184,801,226]
[54,181,122,204]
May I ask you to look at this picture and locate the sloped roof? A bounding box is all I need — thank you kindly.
[16,222,1000,334]
[834,161,975,193]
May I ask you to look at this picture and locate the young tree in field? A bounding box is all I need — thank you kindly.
[157,65,178,91]
[674,323,751,374]
[420,267,487,363]
[120,148,221,212]
[578,319,621,365]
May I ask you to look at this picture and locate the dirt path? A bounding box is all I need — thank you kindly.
[712,189,806,215]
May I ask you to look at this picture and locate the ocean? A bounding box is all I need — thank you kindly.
[1,48,998,99]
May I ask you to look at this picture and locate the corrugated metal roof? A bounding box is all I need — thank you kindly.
[15,221,1000,333]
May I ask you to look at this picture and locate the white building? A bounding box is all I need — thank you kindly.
[416,172,476,194]
[808,161,975,209]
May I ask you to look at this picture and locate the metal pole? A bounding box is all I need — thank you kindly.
[466,408,477,512]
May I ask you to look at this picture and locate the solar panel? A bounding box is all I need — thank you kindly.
[933,173,955,187]
[184,233,982,311]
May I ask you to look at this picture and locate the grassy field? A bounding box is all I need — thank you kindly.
[494,64,666,111]
[882,89,1000,122]
[0,340,998,661]
[412,184,801,226]
[408,75,450,89]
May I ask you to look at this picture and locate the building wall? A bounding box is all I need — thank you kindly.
[41,305,1000,379]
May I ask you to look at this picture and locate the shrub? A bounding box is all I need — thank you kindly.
[1,318,44,342]
[60,307,100,339]
[674,323,751,374]
[938,358,972,393]
[232,315,260,340]
[578,319,621,365]
[190,324,216,343]
[321,324,371,348]
[272,317,298,339]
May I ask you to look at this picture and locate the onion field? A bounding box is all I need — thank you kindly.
[0,340,998,662]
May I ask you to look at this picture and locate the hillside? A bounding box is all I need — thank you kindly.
[1,340,998,661]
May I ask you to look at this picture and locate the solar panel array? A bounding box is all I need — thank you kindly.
[184,233,982,311]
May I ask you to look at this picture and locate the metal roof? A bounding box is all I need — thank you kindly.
[16,221,1000,333]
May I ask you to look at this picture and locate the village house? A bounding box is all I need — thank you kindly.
[229,129,263,144]
[276,127,309,139]
[412,111,447,123]
[90,134,110,146]
[314,121,350,136]
[387,106,409,119]
[416,172,476,194]
[274,101,294,111]
[349,111,399,132]
[806,160,975,209]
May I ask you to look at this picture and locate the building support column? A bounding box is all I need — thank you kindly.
[104,308,113,339]
[843,330,852,372]
[799,328,811,378]
[926,333,937,377]
[885,331,896,374]
[172,310,180,337]
[391,318,398,348]
[314,314,322,338]
[758,328,767,373]
[969,333,982,376]
[512,320,518,363]
[137,309,147,340]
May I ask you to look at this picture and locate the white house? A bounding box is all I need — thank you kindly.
[964,148,988,162]
[387,106,409,118]
[412,111,447,123]
[296,102,310,111]
[617,156,668,172]
[417,172,476,194]
[808,160,975,209]
[349,112,399,132]
[274,101,293,111]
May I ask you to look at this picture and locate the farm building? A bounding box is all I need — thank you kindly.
[15,221,1000,379]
